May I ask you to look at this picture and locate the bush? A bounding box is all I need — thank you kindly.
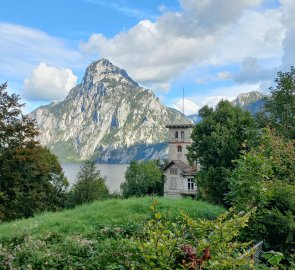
[131,200,256,269]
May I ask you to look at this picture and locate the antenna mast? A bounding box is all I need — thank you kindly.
[182,88,184,115]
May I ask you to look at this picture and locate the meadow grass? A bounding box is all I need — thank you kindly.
[0,197,225,269]
[0,197,223,240]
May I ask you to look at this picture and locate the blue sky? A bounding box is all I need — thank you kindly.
[1,0,293,114]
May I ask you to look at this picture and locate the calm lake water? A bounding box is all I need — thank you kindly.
[61,163,129,193]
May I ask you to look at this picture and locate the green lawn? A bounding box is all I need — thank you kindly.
[0,197,223,239]
[0,197,224,269]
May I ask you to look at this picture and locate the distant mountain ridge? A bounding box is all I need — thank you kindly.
[188,91,266,123]
[30,59,190,163]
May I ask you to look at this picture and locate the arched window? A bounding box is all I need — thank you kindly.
[175,131,179,138]
[181,131,185,139]
[177,145,182,152]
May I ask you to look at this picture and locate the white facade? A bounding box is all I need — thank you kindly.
[164,124,197,197]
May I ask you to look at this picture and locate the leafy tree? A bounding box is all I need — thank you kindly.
[0,83,68,221]
[227,129,295,255]
[0,147,68,220]
[67,160,109,207]
[187,100,255,205]
[259,66,295,139]
[120,160,163,198]
[0,82,38,152]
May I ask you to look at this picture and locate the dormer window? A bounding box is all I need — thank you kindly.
[181,131,185,139]
[170,168,177,175]
[175,131,179,138]
[177,145,182,152]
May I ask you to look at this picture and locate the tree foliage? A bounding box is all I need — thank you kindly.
[227,129,295,254]
[67,160,109,207]
[120,160,163,198]
[0,83,68,221]
[187,100,255,205]
[0,147,68,220]
[259,66,295,139]
[0,82,38,152]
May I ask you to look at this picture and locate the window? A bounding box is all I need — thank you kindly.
[175,131,179,138]
[188,179,194,190]
[170,178,177,190]
[170,167,177,175]
[177,145,182,152]
[181,131,185,139]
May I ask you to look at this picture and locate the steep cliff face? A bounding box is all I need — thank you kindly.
[30,59,189,163]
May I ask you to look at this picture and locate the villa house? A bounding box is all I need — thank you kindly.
[163,123,197,197]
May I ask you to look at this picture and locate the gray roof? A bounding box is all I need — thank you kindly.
[165,124,194,128]
[164,160,197,175]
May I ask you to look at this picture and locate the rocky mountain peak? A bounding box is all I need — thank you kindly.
[82,58,138,86]
[30,58,189,163]
[234,91,264,107]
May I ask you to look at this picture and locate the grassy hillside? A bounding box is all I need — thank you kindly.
[0,197,224,269]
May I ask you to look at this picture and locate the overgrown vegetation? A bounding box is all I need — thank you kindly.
[227,129,295,261]
[0,197,224,269]
[188,67,295,266]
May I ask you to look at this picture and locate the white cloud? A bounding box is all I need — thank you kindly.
[80,0,262,87]
[171,83,260,115]
[210,8,284,65]
[23,63,78,101]
[0,23,82,81]
[173,98,200,115]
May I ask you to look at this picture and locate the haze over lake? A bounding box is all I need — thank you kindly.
[62,163,128,193]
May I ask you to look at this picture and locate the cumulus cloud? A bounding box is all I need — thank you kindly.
[0,23,82,82]
[234,57,278,83]
[211,8,284,64]
[281,0,295,69]
[173,98,200,115]
[171,83,260,115]
[23,63,78,101]
[172,95,237,115]
[80,0,262,88]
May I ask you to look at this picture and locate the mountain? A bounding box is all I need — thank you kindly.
[30,59,190,163]
[232,91,266,115]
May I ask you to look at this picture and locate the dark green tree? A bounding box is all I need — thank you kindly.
[0,147,68,220]
[227,129,295,255]
[120,160,163,198]
[187,100,255,205]
[67,160,109,207]
[0,83,68,221]
[260,66,295,139]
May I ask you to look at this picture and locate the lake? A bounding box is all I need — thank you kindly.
[61,163,129,193]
